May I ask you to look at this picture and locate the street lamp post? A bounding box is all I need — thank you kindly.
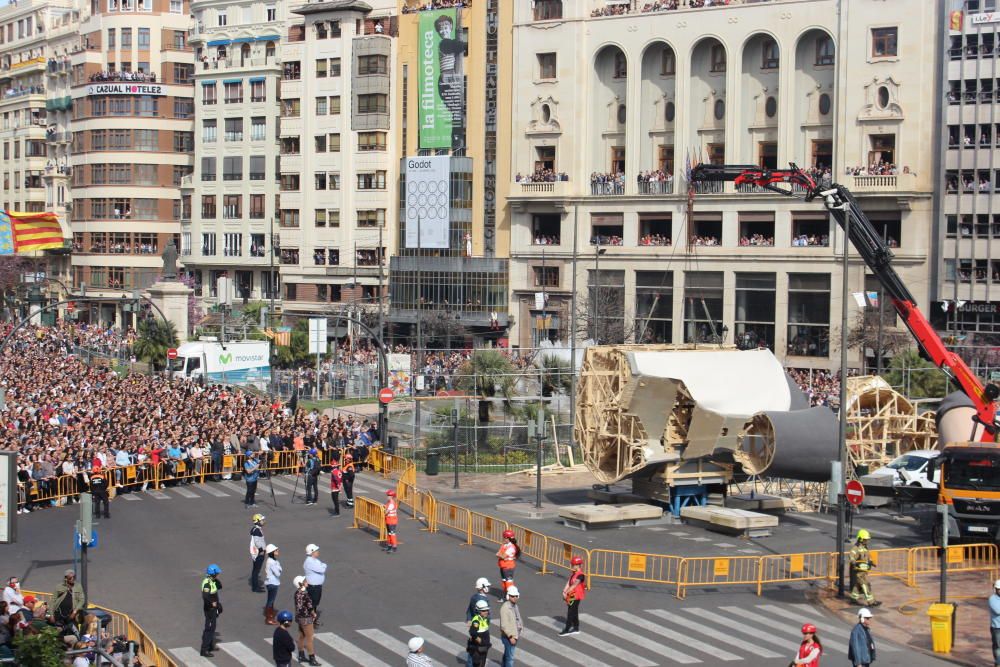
[836,203,852,598]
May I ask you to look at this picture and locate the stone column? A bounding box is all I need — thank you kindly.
[145,280,193,342]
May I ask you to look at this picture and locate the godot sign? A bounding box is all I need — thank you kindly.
[166,348,178,360]
[845,479,865,506]
[379,388,395,404]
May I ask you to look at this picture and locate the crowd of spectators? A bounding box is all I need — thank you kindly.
[590,172,626,195]
[785,367,858,408]
[516,169,568,183]
[846,161,900,177]
[948,174,994,193]
[738,234,774,247]
[2,324,380,515]
[639,234,671,246]
[637,170,674,194]
[593,0,766,16]
[533,234,560,245]
[590,234,623,246]
[591,3,632,16]
[88,70,156,83]
[791,234,829,247]
[401,0,469,13]
[3,85,44,99]
[689,235,721,246]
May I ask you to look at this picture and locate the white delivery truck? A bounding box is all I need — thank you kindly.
[169,338,271,387]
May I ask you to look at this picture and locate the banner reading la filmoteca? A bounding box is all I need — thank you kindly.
[405,156,451,249]
[418,8,466,150]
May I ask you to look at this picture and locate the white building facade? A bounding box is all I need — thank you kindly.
[508,0,939,370]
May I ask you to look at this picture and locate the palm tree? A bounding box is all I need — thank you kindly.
[538,354,572,397]
[132,318,179,370]
[457,349,515,423]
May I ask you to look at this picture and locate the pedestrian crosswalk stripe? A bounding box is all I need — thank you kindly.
[219,481,245,493]
[646,609,783,659]
[170,486,200,499]
[579,613,701,664]
[443,621,559,667]
[685,608,799,651]
[720,606,847,655]
[764,603,902,652]
[195,483,231,497]
[357,628,412,658]
[217,641,271,666]
[609,611,741,662]
[121,494,142,501]
[169,646,215,666]
[528,616,657,667]
[268,477,299,491]
[147,489,169,500]
[315,631,392,667]
[402,624,502,667]
[499,624,613,667]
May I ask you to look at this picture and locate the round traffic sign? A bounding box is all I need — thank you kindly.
[166,348,178,360]
[845,479,865,506]
[379,388,394,404]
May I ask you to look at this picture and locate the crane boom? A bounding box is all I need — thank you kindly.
[690,163,1000,439]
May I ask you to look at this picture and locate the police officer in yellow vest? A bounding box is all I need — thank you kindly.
[849,529,880,607]
[200,564,223,657]
[467,599,492,667]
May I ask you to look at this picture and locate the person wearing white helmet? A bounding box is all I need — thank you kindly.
[292,575,320,665]
[499,586,523,667]
[302,544,327,627]
[248,513,267,593]
[467,599,492,667]
[990,579,1000,666]
[464,579,491,667]
[406,636,434,666]
[848,608,875,667]
[263,544,281,626]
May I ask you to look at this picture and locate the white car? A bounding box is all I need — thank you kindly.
[859,450,941,506]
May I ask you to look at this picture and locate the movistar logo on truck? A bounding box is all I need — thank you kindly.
[219,352,233,364]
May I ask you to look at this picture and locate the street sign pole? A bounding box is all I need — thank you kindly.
[0,451,16,544]
[78,492,92,606]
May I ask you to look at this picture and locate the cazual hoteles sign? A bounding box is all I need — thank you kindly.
[85,83,165,96]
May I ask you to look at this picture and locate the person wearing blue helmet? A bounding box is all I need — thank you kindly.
[200,564,222,657]
[273,610,296,667]
[304,448,320,505]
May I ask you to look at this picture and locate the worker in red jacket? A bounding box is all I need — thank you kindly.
[383,489,399,553]
[329,461,343,516]
[559,556,586,636]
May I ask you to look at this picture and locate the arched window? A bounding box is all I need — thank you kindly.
[613,52,627,78]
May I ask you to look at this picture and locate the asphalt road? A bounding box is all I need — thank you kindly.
[1,472,952,667]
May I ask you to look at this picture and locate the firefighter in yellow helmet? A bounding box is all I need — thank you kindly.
[849,529,880,606]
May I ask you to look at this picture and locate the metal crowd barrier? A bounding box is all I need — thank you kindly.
[364,452,1000,600]
[351,496,387,543]
[24,590,178,667]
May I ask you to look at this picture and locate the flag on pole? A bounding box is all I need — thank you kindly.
[0,211,67,253]
[851,292,867,309]
[865,291,879,308]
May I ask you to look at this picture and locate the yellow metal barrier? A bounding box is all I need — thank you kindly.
[434,498,473,544]
[757,551,835,595]
[509,524,548,573]
[589,549,682,587]
[866,547,912,586]
[468,511,510,547]
[414,490,437,531]
[351,495,387,543]
[909,542,999,586]
[543,537,591,586]
[25,590,178,667]
[676,555,762,600]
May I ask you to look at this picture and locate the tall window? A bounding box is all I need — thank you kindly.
[588,269,625,344]
[357,171,386,190]
[635,271,672,344]
[224,117,243,141]
[201,195,216,219]
[683,272,724,343]
[613,52,627,78]
[223,156,242,181]
[224,82,243,103]
[734,273,775,350]
[202,233,217,255]
[201,157,216,181]
[357,209,385,228]
[538,53,557,79]
[203,83,217,105]
[661,47,675,76]
[249,155,265,180]
[816,35,835,65]
[358,131,385,151]
[223,232,242,256]
[223,195,241,219]
[316,59,327,78]
[710,44,726,72]
[251,117,266,141]
[121,28,132,47]
[251,80,265,102]
[533,0,562,20]
[249,194,265,219]
[787,273,831,357]
[761,38,779,69]
[138,27,150,48]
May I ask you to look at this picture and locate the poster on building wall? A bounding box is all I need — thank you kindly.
[418,8,467,149]
[388,353,412,397]
[405,155,451,249]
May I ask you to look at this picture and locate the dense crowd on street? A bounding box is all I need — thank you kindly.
[786,367,854,407]
[0,324,379,515]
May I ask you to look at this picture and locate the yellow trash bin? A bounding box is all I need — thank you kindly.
[927,603,956,653]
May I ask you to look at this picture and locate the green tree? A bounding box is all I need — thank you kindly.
[240,300,268,328]
[884,349,950,399]
[457,349,515,423]
[538,354,572,397]
[132,318,179,370]
[13,626,66,667]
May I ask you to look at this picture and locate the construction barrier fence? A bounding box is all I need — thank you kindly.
[366,450,1000,599]
[24,590,178,667]
[351,496,388,543]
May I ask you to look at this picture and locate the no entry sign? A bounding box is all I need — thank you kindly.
[166,348,178,360]
[379,388,394,404]
[845,479,865,506]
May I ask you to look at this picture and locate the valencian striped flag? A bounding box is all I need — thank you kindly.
[0,211,67,254]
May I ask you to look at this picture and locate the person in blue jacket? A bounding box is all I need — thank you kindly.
[848,607,876,667]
